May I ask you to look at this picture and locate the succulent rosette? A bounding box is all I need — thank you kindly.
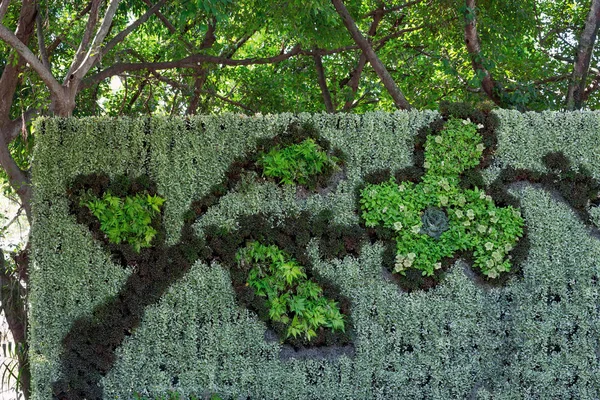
[360,118,524,278]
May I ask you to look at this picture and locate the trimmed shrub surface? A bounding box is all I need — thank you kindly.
[30,111,600,399]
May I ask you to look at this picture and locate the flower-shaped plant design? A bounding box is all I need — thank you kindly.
[360,118,524,278]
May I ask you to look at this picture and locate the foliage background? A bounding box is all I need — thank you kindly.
[29,111,600,399]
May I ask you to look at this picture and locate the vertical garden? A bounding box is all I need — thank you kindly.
[29,110,600,399]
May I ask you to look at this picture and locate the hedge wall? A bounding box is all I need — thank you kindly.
[30,111,600,399]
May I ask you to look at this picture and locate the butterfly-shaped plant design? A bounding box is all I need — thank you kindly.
[360,119,524,278]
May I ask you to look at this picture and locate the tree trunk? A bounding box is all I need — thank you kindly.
[0,250,30,399]
[0,131,31,218]
[0,3,37,397]
[566,0,600,110]
[331,0,412,110]
[187,73,208,115]
[342,7,383,111]
[50,85,78,117]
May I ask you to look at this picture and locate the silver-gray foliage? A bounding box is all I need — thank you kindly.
[29,111,600,399]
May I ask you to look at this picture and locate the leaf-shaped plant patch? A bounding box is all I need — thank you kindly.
[237,242,345,341]
[81,192,164,252]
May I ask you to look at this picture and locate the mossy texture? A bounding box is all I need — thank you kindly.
[30,111,600,399]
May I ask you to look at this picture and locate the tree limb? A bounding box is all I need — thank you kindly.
[102,0,167,57]
[36,9,50,69]
[66,0,101,80]
[331,0,412,110]
[0,0,10,22]
[313,53,335,113]
[0,0,37,120]
[69,0,122,82]
[82,45,303,88]
[0,23,63,97]
[363,0,425,17]
[342,5,384,111]
[566,0,600,110]
[463,0,505,107]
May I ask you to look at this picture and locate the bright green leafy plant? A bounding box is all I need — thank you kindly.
[237,242,345,341]
[258,138,339,186]
[82,192,165,252]
[360,118,524,278]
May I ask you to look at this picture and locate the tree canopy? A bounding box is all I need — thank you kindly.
[1,0,600,397]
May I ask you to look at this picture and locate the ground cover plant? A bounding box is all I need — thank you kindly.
[29,111,600,400]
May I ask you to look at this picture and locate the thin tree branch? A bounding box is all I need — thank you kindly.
[221,32,255,58]
[82,45,302,88]
[69,0,122,82]
[2,205,23,233]
[102,0,167,57]
[308,44,359,56]
[533,74,572,85]
[313,53,334,113]
[331,0,412,110]
[348,91,379,110]
[566,0,600,109]
[142,0,176,32]
[126,76,149,112]
[373,25,424,46]
[66,0,102,80]
[0,0,10,22]
[0,24,63,96]
[6,108,37,142]
[36,9,50,69]
[141,0,196,52]
[46,1,93,55]
[202,88,255,112]
[363,0,425,17]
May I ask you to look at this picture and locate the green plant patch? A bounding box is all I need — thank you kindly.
[237,242,345,341]
[81,192,165,252]
[257,138,340,187]
[360,118,524,278]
